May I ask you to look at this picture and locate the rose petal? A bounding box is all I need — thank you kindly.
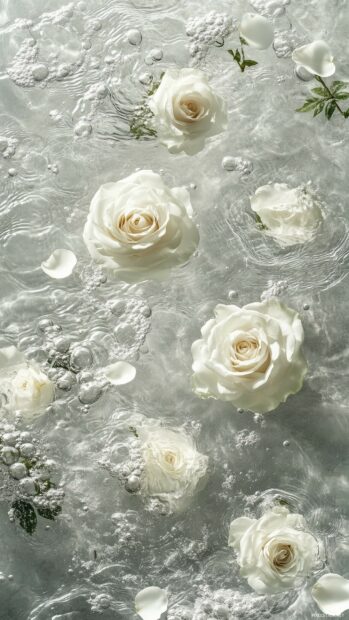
[41,249,77,279]
[312,574,349,616]
[104,361,136,385]
[135,586,168,620]
[239,13,274,50]
[292,40,335,77]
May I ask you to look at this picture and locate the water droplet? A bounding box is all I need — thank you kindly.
[127,28,142,45]
[150,47,163,61]
[228,290,238,300]
[1,446,19,465]
[303,303,310,310]
[32,64,49,81]
[125,475,140,493]
[8,168,17,177]
[9,462,27,479]
[283,440,290,447]
[70,346,93,371]
[78,382,102,404]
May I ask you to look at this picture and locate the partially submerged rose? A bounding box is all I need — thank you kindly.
[250,183,323,248]
[191,298,307,413]
[83,170,199,282]
[292,40,335,78]
[229,505,320,594]
[138,426,208,511]
[148,68,227,155]
[0,346,54,419]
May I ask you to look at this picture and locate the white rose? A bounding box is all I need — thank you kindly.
[228,506,320,594]
[83,170,199,282]
[191,298,307,413]
[139,426,208,511]
[0,346,54,419]
[148,68,227,155]
[250,183,323,248]
[292,40,335,78]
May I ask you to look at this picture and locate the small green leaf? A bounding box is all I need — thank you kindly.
[12,500,37,535]
[332,80,348,88]
[239,36,248,46]
[243,59,258,68]
[227,49,235,58]
[313,100,325,117]
[37,505,62,521]
[311,87,328,97]
[335,92,349,100]
[234,49,241,63]
[296,99,319,113]
[344,108,349,118]
[325,100,337,119]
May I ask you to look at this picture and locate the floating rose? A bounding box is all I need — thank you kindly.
[191,298,307,413]
[148,68,227,154]
[83,170,199,282]
[138,426,208,511]
[229,506,320,594]
[0,346,54,419]
[250,183,323,248]
[312,573,349,617]
[135,586,168,620]
[292,40,335,78]
[239,13,273,50]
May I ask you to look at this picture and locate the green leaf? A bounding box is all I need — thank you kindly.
[243,59,258,68]
[227,49,235,58]
[12,500,37,535]
[311,86,328,97]
[332,80,348,88]
[325,100,337,119]
[234,49,241,63]
[313,100,325,117]
[335,92,349,100]
[344,108,349,118]
[296,99,319,113]
[37,505,62,521]
[239,36,248,46]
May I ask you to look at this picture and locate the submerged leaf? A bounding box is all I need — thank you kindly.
[12,500,37,535]
[325,100,337,119]
[37,505,62,521]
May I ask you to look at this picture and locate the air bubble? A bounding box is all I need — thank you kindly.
[32,64,49,81]
[74,119,92,137]
[127,29,142,45]
[78,382,102,404]
[9,463,27,480]
[70,346,93,370]
[150,47,163,61]
[1,446,19,465]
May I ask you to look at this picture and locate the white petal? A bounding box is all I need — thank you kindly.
[135,587,168,620]
[41,249,77,279]
[228,516,256,549]
[239,13,274,50]
[0,346,25,370]
[104,361,136,385]
[312,574,349,616]
[292,41,335,77]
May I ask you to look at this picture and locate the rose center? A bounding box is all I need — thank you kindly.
[117,210,159,239]
[267,542,295,571]
[164,450,177,467]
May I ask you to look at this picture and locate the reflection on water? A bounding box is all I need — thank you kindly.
[0,0,349,618]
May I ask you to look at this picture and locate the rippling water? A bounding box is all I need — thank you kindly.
[0,0,349,618]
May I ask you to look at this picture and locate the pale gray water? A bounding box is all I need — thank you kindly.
[0,0,349,618]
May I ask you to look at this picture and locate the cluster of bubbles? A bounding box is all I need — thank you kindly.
[0,136,18,159]
[260,279,288,300]
[99,430,144,496]
[249,0,291,18]
[222,156,253,179]
[186,12,233,64]
[106,297,152,360]
[0,419,64,522]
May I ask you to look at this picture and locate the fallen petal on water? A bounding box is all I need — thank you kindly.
[41,249,77,279]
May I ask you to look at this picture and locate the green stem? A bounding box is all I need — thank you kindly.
[317,76,345,117]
